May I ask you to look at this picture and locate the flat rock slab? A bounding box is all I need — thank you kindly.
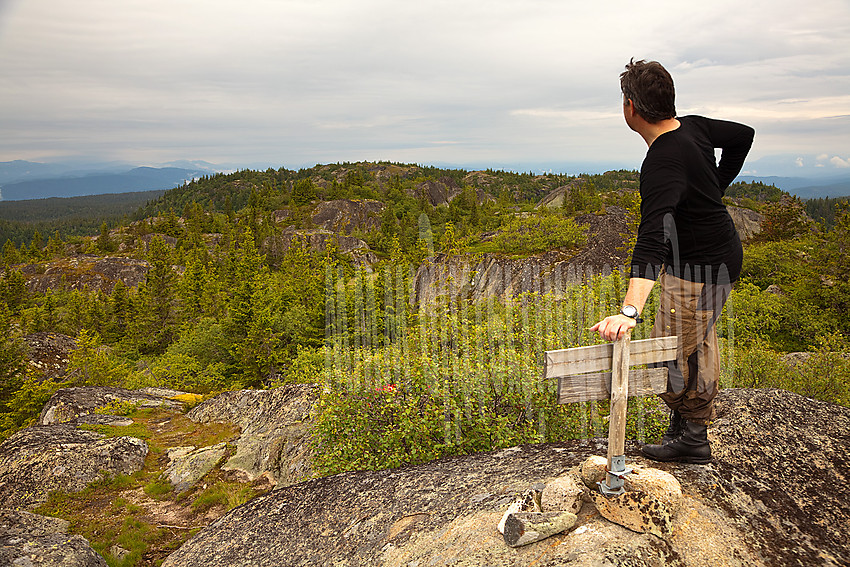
[161,389,850,567]
[39,386,185,425]
[0,508,106,566]
[0,425,148,509]
[164,442,229,493]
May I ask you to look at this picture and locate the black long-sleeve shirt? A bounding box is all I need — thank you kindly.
[630,115,755,284]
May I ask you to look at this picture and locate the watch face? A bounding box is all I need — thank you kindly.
[622,305,638,318]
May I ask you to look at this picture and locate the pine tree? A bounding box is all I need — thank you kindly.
[0,302,28,413]
[28,231,43,261]
[134,236,177,353]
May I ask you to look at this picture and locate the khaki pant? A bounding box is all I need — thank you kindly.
[650,272,731,424]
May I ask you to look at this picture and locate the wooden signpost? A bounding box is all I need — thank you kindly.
[543,332,678,495]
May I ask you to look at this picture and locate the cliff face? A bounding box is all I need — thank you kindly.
[161,388,850,567]
[20,255,150,294]
[413,208,631,303]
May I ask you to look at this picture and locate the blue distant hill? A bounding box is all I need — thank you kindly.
[0,166,207,201]
[735,174,850,199]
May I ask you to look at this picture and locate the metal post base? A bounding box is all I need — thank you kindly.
[597,454,632,497]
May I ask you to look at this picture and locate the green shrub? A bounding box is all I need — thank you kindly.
[273,345,325,385]
[66,329,132,387]
[493,211,587,256]
[0,373,67,441]
[191,482,256,513]
[145,352,227,394]
[313,278,668,477]
[143,479,172,500]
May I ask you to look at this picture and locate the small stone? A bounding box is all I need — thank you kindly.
[590,489,672,537]
[497,486,541,534]
[541,472,585,514]
[502,511,578,547]
[580,455,608,488]
[110,545,131,560]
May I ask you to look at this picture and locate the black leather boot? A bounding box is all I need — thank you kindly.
[641,419,712,464]
[661,409,683,445]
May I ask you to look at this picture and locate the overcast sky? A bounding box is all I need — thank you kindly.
[1,0,848,176]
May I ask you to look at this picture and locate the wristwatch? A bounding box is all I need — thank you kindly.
[620,304,643,323]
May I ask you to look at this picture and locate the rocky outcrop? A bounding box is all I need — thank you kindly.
[263,228,377,266]
[727,205,763,241]
[310,199,385,233]
[409,178,491,207]
[412,178,457,206]
[413,207,630,303]
[781,351,850,367]
[535,178,587,208]
[138,233,179,249]
[413,252,579,303]
[162,388,850,567]
[21,255,150,294]
[570,206,630,267]
[39,386,185,425]
[0,425,148,509]
[186,384,316,487]
[0,509,107,566]
[24,332,76,379]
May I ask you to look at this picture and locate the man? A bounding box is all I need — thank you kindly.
[590,59,754,463]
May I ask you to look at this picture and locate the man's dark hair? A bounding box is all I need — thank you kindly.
[620,59,676,123]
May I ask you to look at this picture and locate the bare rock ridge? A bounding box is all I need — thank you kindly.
[39,385,185,425]
[21,255,151,295]
[161,388,850,567]
[23,331,77,379]
[412,207,632,303]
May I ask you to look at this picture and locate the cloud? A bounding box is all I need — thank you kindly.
[0,0,849,171]
[829,156,850,168]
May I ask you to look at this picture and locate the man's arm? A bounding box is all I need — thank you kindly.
[590,277,656,341]
[706,118,755,190]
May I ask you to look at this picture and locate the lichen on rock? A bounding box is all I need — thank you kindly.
[0,425,149,509]
[39,386,185,426]
[0,509,107,567]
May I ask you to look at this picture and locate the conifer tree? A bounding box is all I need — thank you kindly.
[135,236,177,353]
[28,231,43,261]
[0,302,28,414]
[0,270,27,313]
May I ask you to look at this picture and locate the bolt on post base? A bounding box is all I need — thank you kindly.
[597,454,632,497]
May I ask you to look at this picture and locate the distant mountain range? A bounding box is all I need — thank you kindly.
[0,160,221,201]
[2,159,848,201]
[736,174,850,199]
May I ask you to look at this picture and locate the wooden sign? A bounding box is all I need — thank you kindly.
[544,336,677,403]
[544,333,678,495]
